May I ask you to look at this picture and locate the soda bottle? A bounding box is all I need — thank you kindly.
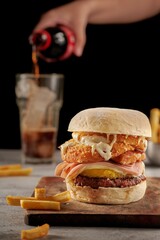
[29,25,76,62]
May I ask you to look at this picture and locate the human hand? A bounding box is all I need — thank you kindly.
[33,0,160,57]
[33,1,90,57]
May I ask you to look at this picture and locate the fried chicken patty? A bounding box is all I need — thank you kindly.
[60,132,147,165]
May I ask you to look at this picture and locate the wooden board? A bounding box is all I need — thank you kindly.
[24,176,160,228]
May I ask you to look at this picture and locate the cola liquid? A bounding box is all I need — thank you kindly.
[30,25,75,63]
[22,127,57,161]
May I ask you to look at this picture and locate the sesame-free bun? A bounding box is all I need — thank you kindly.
[68,107,151,138]
[66,179,147,204]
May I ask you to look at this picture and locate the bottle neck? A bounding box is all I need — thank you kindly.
[30,30,52,51]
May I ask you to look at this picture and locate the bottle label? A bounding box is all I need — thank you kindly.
[58,25,75,61]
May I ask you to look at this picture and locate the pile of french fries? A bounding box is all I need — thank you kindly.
[6,188,71,208]
[6,187,71,239]
[0,164,32,177]
[150,108,160,143]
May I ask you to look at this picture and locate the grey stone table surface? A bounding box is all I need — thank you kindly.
[0,149,160,240]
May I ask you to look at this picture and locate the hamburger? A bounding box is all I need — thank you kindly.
[55,107,151,204]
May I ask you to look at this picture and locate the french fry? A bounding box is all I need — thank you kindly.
[20,199,61,210]
[0,164,22,170]
[150,108,160,143]
[21,223,49,240]
[6,195,36,206]
[44,191,71,202]
[34,187,71,202]
[0,167,32,177]
[34,188,46,200]
[158,127,160,143]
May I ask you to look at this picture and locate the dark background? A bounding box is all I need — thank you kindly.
[0,0,160,149]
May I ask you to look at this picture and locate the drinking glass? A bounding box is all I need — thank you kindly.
[15,73,64,164]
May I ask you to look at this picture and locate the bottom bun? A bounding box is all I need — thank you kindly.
[66,180,147,204]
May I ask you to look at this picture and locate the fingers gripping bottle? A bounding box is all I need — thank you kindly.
[29,25,76,62]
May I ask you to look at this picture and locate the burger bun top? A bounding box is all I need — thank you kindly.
[68,107,151,138]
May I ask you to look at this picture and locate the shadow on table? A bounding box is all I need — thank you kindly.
[0,233,67,240]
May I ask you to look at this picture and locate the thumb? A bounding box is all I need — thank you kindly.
[73,27,86,57]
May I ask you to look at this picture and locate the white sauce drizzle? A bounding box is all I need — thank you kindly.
[72,133,117,161]
[138,137,148,151]
[60,140,75,155]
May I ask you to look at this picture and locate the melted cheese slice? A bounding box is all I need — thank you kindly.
[81,169,124,179]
